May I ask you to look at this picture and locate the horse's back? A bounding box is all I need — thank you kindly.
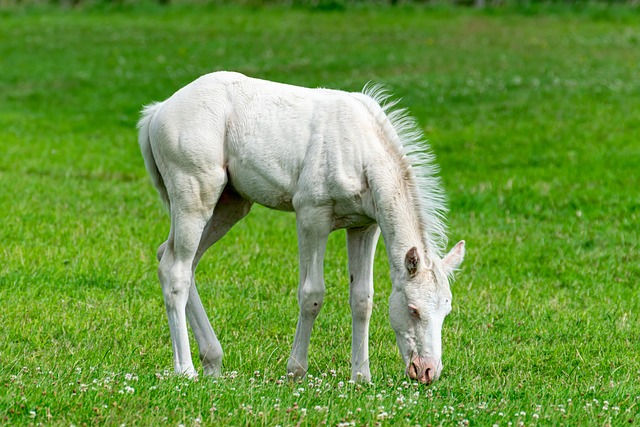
[151,72,380,221]
[225,75,380,216]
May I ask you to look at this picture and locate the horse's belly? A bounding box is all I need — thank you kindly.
[226,156,374,225]
[226,160,296,212]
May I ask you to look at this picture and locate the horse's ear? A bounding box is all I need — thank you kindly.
[443,240,465,278]
[405,246,420,277]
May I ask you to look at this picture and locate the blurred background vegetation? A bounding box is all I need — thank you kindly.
[1,0,639,13]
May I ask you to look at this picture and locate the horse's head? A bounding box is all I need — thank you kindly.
[389,240,465,384]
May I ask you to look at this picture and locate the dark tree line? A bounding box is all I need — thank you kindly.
[3,0,639,8]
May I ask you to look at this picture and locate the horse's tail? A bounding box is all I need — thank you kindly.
[138,102,170,212]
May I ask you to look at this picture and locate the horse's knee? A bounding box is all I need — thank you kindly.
[299,285,324,317]
[350,294,373,322]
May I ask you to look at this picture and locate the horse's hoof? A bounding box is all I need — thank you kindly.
[286,367,307,381]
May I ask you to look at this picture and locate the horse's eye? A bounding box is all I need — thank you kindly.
[408,304,420,319]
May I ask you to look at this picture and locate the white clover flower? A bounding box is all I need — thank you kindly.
[377,411,389,420]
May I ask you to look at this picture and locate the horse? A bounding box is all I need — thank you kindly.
[138,71,465,384]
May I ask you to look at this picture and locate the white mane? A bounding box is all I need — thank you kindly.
[357,83,448,258]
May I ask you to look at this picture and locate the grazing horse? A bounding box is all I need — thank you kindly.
[138,71,465,384]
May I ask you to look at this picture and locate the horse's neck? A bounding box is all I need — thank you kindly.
[368,162,426,280]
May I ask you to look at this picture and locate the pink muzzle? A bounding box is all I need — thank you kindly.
[406,356,439,384]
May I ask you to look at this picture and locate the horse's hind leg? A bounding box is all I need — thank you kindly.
[187,188,252,376]
[185,285,220,376]
[158,167,227,377]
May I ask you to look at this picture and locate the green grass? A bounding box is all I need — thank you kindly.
[1,4,639,426]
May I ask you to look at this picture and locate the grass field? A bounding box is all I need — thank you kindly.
[1,4,639,426]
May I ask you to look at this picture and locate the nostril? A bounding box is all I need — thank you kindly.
[408,361,419,379]
[425,367,433,383]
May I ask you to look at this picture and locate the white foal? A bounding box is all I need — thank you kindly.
[138,71,465,384]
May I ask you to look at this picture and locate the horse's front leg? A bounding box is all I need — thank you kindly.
[347,225,380,383]
[287,207,331,379]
